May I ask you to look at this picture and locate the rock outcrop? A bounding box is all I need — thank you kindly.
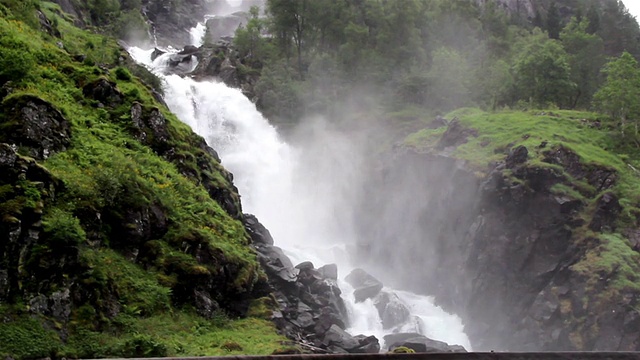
[244,214,380,354]
[355,125,640,351]
[0,95,71,160]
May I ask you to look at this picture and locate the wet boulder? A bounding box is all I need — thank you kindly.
[351,335,381,353]
[322,324,360,351]
[374,291,411,329]
[389,335,466,353]
[345,268,384,302]
[383,332,423,347]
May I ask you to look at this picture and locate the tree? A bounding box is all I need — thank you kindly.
[512,30,575,107]
[267,0,311,79]
[586,3,600,34]
[598,0,640,57]
[593,51,640,136]
[546,1,562,39]
[560,17,605,108]
[234,6,272,65]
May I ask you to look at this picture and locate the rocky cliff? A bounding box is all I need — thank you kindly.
[0,3,289,358]
[355,111,640,351]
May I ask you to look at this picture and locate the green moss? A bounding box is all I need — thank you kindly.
[390,346,416,353]
[572,233,640,293]
[247,296,277,319]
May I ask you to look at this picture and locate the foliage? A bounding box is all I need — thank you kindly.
[0,310,61,359]
[593,51,640,136]
[512,29,575,108]
[42,208,86,246]
[234,6,273,67]
[560,17,605,108]
[253,0,640,126]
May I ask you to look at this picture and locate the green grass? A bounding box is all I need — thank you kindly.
[0,309,61,359]
[61,311,287,358]
[0,3,281,358]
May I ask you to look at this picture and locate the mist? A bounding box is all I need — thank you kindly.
[127,0,529,352]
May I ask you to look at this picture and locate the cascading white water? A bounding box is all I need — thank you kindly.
[129,44,471,351]
[190,22,207,47]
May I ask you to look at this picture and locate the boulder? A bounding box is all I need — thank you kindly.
[318,264,338,280]
[151,47,166,61]
[383,332,423,347]
[345,268,384,302]
[0,95,71,160]
[374,291,411,329]
[352,335,381,353]
[322,324,360,350]
[83,78,123,107]
[389,336,466,353]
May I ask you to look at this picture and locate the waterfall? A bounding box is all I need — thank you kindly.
[128,45,471,351]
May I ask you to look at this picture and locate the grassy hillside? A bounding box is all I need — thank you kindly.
[0,1,286,358]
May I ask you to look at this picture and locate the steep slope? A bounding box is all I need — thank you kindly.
[0,2,286,358]
[355,109,640,351]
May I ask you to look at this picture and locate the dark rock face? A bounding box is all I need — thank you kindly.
[244,214,376,354]
[589,192,622,232]
[0,144,65,305]
[191,42,260,100]
[141,0,211,48]
[204,12,249,43]
[354,141,640,351]
[0,95,71,160]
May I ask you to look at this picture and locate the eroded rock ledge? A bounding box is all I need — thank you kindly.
[355,119,640,351]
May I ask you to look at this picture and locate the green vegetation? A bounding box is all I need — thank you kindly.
[235,0,640,124]
[0,2,285,358]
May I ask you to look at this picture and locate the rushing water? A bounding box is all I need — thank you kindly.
[128,45,471,350]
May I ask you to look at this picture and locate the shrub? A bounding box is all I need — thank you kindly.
[115,66,132,81]
[42,208,86,246]
[0,47,36,85]
[118,334,168,358]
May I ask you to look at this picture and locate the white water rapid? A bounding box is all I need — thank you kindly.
[129,40,471,351]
